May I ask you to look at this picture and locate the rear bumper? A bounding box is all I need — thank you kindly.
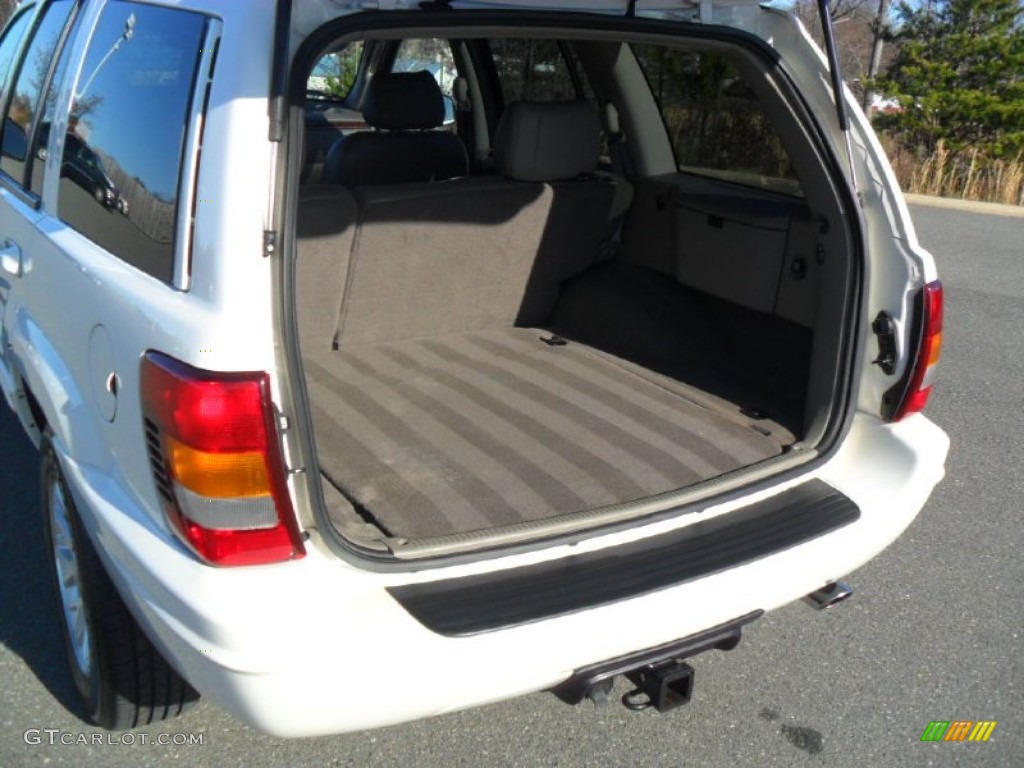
[62,412,948,737]
[389,479,859,636]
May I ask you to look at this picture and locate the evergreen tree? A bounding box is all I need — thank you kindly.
[876,0,1024,159]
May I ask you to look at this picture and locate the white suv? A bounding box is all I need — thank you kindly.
[0,0,948,737]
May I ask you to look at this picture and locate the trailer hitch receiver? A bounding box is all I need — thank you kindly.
[622,660,695,712]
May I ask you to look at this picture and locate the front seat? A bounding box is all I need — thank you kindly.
[323,70,468,187]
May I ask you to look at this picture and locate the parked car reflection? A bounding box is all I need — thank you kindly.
[2,116,29,164]
[61,132,128,214]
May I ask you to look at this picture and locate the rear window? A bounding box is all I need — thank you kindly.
[57,1,207,282]
[633,45,802,196]
[489,38,579,103]
[393,38,456,100]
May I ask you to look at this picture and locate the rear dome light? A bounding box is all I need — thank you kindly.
[141,352,305,566]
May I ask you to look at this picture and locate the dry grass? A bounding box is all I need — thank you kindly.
[882,136,1024,206]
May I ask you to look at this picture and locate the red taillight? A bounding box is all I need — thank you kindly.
[141,352,305,566]
[891,280,943,421]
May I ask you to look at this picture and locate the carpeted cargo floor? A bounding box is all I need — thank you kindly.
[303,328,789,540]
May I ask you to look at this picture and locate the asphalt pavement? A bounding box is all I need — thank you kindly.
[1,203,1021,767]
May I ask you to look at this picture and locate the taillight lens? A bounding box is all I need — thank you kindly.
[140,352,305,566]
[890,280,943,421]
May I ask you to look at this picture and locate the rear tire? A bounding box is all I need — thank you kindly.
[41,439,198,729]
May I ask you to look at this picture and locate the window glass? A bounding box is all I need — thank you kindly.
[30,12,77,197]
[489,39,578,103]
[391,38,456,124]
[563,43,597,104]
[1,0,76,185]
[633,45,802,196]
[58,2,206,282]
[308,41,363,102]
[0,10,34,107]
[393,38,455,98]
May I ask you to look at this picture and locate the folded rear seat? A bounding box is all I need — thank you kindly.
[295,185,359,352]
[297,100,632,353]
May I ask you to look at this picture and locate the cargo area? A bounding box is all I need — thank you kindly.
[303,281,809,542]
[289,32,853,554]
[295,181,823,550]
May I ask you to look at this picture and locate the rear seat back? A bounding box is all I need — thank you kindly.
[298,101,630,351]
[323,71,468,187]
[337,180,553,346]
[495,101,628,322]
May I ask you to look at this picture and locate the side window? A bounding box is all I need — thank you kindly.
[0,9,35,108]
[30,10,77,197]
[308,41,363,101]
[632,45,803,196]
[1,0,76,186]
[58,2,207,283]
[489,39,579,103]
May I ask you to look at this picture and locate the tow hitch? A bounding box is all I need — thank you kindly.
[550,611,761,713]
[622,659,696,712]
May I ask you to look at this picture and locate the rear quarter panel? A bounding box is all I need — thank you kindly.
[4,1,280,544]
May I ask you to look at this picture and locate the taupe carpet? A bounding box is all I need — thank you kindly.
[304,328,786,540]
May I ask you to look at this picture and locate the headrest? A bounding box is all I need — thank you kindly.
[363,71,445,130]
[494,101,601,182]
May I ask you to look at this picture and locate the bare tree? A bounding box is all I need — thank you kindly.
[0,0,19,28]
[792,0,874,28]
[791,1,879,101]
[863,0,892,110]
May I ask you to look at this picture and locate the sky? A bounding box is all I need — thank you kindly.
[771,1,917,19]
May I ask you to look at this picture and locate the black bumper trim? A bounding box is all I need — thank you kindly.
[388,480,858,636]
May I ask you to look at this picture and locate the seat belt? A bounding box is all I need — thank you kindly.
[453,76,475,168]
[597,102,636,258]
[604,102,636,179]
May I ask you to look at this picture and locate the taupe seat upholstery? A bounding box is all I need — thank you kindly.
[493,101,633,318]
[323,71,468,187]
[295,186,359,349]
[298,100,632,352]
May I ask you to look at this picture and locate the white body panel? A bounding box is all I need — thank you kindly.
[0,0,949,738]
[59,413,947,737]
